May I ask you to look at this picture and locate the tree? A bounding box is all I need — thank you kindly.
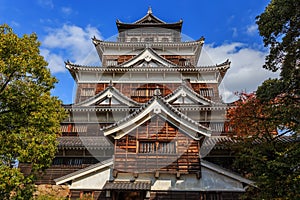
[0,24,67,199]
[255,0,299,134]
[227,93,300,200]
[227,0,300,198]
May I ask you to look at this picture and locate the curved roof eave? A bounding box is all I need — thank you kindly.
[102,96,211,139]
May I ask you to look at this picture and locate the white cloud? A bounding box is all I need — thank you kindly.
[11,21,20,28]
[61,7,72,15]
[40,49,65,73]
[198,43,279,102]
[231,27,238,38]
[37,0,54,9]
[246,24,258,35]
[42,24,102,73]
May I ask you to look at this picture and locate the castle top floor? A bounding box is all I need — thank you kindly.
[115,7,183,43]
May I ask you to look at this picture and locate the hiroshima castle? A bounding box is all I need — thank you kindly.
[31,7,255,200]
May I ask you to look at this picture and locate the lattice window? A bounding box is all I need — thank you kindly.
[199,88,214,97]
[139,142,156,153]
[139,141,176,154]
[158,142,176,153]
[130,37,138,42]
[81,88,95,96]
[106,59,118,66]
[144,37,154,42]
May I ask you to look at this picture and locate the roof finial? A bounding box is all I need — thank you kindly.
[109,80,113,87]
[147,6,152,14]
[153,86,161,98]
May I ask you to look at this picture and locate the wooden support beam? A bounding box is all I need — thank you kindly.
[113,169,118,178]
[176,171,181,179]
[155,171,160,178]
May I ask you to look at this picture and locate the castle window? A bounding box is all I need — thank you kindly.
[144,37,154,42]
[139,141,156,153]
[81,88,95,96]
[130,37,138,42]
[106,59,118,66]
[162,37,169,42]
[199,88,214,97]
[139,141,176,154]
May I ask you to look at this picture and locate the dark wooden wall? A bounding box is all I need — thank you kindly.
[76,82,219,103]
[114,116,201,174]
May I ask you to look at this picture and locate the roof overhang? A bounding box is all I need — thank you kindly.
[103,97,211,140]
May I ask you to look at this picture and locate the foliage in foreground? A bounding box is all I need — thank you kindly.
[228,0,300,198]
[227,93,300,200]
[0,24,67,199]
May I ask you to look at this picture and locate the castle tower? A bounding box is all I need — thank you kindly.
[50,8,253,200]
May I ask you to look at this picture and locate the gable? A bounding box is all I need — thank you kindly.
[113,116,202,173]
[120,48,178,68]
[103,96,211,140]
[120,115,197,141]
[133,7,166,24]
[165,83,214,106]
[75,85,140,107]
[136,13,165,24]
[55,159,113,189]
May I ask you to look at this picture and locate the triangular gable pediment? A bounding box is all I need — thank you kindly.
[55,158,113,187]
[76,85,141,107]
[133,7,166,24]
[103,96,211,140]
[135,13,165,24]
[120,48,178,68]
[165,83,214,106]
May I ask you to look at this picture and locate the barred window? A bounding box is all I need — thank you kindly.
[139,141,176,154]
[81,88,94,96]
[199,88,214,97]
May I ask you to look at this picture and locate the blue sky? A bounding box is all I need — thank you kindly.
[0,0,278,103]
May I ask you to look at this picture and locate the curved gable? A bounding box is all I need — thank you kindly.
[76,85,141,107]
[165,82,215,106]
[102,95,211,139]
[120,48,178,68]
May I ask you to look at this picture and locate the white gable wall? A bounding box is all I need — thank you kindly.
[69,167,111,190]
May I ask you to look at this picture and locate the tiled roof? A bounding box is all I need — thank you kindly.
[164,81,217,105]
[202,136,235,150]
[103,181,151,190]
[74,84,141,107]
[57,136,112,150]
[92,37,203,47]
[55,158,113,184]
[65,61,230,72]
[202,136,300,150]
